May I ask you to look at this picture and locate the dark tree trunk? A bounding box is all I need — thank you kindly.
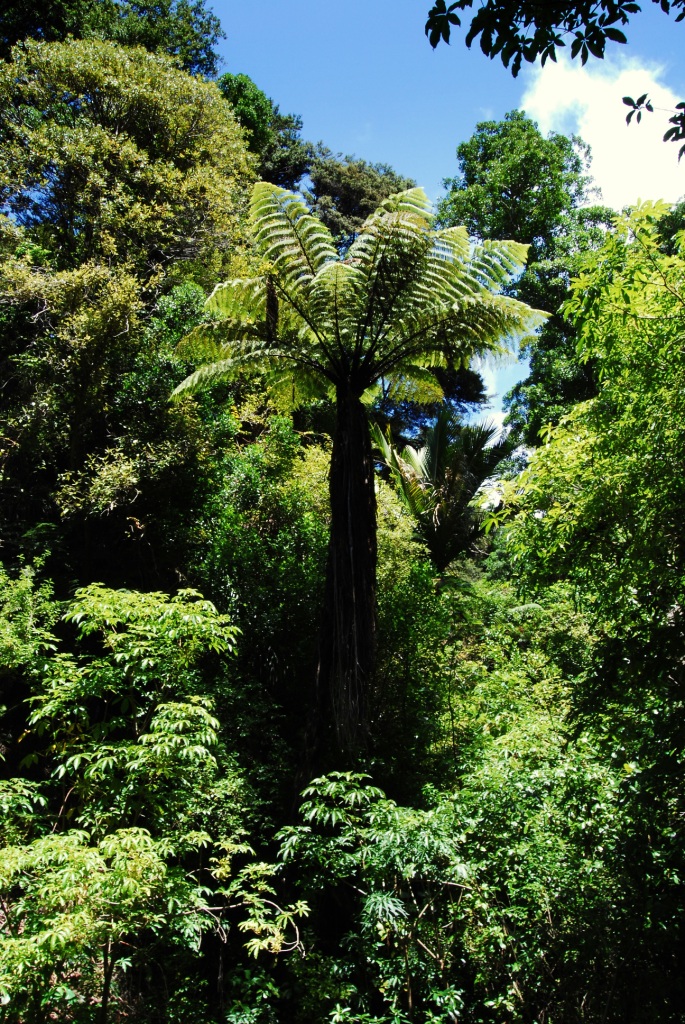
[315,384,377,759]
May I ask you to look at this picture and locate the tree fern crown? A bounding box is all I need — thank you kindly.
[173,182,543,406]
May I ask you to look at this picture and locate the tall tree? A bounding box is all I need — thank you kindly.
[174,183,538,755]
[305,147,416,252]
[437,111,595,261]
[218,72,312,190]
[0,0,224,75]
[0,39,249,274]
[438,111,613,443]
[305,148,488,440]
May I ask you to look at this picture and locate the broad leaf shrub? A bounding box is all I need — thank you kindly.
[0,577,306,1021]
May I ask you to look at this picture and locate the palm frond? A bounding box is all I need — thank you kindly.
[371,422,432,520]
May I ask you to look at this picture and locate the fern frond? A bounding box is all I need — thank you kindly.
[308,261,366,346]
[468,240,530,291]
[251,183,337,293]
[175,322,264,362]
[369,187,433,223]
[171,357,243,397]
[262,364,332,412]
[371,291,542,381]
[205,277,267,319]
[379,369,445,407]
[172,184,542,453]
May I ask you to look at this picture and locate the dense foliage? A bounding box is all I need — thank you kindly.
[2,17,685,1024]
[438,110,614,443]
[0,0,224,74]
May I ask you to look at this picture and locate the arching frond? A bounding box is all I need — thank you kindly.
[375,408,518,572]
[468,239,530,291]
[171,356,251,396]
[371,292,543,383]
[378,234,530,343]
[251,183,337,294]
[174,183,543,434]
[175,321,263,363]
[433,225,471,263]
[373,369,446,408]
[261,363,333,412]
[205,277,267,320]
[307,260,367,347]
[369,186,434,223]
[346,189,436,350]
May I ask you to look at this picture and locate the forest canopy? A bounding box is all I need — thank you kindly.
[1,6,685,1023]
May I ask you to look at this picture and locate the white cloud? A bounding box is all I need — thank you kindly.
[521,56,685,210]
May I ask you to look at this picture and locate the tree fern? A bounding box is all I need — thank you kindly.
[173,182,541,756]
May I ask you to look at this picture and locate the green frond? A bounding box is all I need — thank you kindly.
[172,184,542,424]
[434,225,471,262]
[371,421,432,521]
[468,239,530,291]
[348,189,432,270]
[395,461,434,523]
[378,369,446,407]
[251,183,337,292]
[345,193,438,354]
[308,261,366,342]
[205,277,267,320]
[372,291,541,381]
[175,322,264,362]
[397,443,428,482]
[262,364,332,412]
[370,420,389,461]
[172,331,324,398]
[171,357,242,397]
[370,186,433,222]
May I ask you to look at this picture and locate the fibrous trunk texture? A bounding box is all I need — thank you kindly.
[316,386,377,759]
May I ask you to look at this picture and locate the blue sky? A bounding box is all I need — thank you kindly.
[213,1,685,409]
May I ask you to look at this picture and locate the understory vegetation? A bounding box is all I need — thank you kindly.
[1,8,685,1023]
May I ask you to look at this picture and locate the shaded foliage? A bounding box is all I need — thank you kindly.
[218,72,313,191]
[0,0,224,75]
[438,111,614,443]
[373,409,517,572]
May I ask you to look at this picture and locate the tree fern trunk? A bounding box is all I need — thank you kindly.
[316,385,377,758]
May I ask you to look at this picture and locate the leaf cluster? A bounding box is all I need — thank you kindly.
[425,0,683,76]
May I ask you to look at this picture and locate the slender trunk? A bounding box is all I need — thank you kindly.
[100,937,116,1024]
[316,385,377,759]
